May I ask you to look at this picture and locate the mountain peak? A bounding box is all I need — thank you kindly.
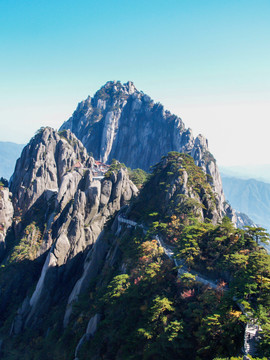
[93,80,138,100]
[59,81,232,219]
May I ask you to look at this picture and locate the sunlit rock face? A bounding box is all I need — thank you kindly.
[9,127,91,217]
[60,81,227,214]
[6,127,137,332]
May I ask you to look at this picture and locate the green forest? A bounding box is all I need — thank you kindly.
[0,152,269,359]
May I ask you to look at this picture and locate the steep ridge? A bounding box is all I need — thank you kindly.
[117,218,262,358]
[10,127,92,217]
[60,81,227,215]
[66,155,269,359]
[0,144,269,359]
[130,151,224,224]
[0,127,137,336]
[0,87,268,358]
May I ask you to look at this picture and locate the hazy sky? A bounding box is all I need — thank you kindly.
[0,0,269,166]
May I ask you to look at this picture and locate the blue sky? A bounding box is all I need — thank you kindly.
[0,0,269,166]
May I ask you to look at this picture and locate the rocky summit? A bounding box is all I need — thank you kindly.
[60,81,227,214]
[0,83,269,360]
[1,127,137,335]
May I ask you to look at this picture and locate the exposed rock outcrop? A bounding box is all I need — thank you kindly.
[10,127,92,217]
[0,186,13,259]
[74,313,101,359]
[5,127,137,332]
[0,124,267,358]
[60,81,226,215]
[24,167,137,329]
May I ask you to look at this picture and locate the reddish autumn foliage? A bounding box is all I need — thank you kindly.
[181,289,195,299]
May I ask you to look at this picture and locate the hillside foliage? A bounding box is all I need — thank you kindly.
[0,152,269,360]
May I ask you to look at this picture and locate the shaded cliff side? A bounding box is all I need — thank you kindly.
[0,85,267,359]
[1,146,269,359]
[0,127,138,336]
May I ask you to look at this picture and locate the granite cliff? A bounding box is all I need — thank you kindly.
[60,81,227,215]
[0,127,137,335]
[10,127,92,217]
[1,141,268,358]
[0,131,231,358]
[0,84,267,359]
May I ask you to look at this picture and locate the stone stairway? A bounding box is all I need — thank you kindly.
[118,215,138,227]
[244,323,259,357]
[155,234,219,290]
[118,216,221,291]
[117,215,262,357]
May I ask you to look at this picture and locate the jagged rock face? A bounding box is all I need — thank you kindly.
[60,81,201,170]
[60,81,226,214]
[14,168,137,331]
[7,128,138,332]
[0,187,13,259]
[0,125,260,357]
[10,127,91,217]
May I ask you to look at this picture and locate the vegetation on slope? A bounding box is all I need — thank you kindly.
[0,152,269,360]
[105,159,149,188]
[131,151,217,223]
[72,221,269,359]
[0,177,8,188]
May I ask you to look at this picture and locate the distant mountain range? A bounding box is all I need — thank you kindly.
[221,174,270,233]
[1,82,269,358]
[220,164,270,184]
[0,141,24,180]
